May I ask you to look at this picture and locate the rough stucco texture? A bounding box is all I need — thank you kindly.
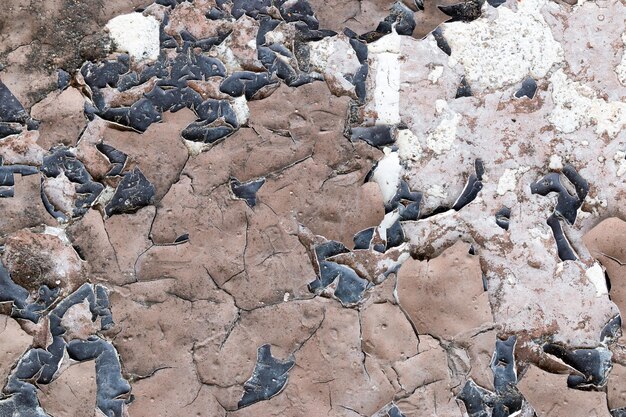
[0,0,625,416]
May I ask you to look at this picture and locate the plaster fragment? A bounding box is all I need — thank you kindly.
[106,13,161,62]
[428,65,444,83]
[613,151,626,176]
[496,166,528,195]
[586,262,609,297]
[549,155,563,171]
[549,69,626,137]
[427,184,448,198]
[425,100,460,154]
[395,129,422,161]
[368,30,401,125]
[228,96,250,126]
[443,0,563,92]
[371,148,402,204]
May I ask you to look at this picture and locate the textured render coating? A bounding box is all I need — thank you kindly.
[0,0,625,416]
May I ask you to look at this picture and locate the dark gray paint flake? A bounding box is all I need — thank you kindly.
[514,77,537,99]
[238,344,295,409]
[350,125,395,148]
[105,167,156,217]
[230,177,266,207]
[438,0,484,23]
[456,75,473,98]
[495,207,511,230]
[543,343,613,389]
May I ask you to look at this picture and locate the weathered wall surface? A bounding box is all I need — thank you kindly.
[0,0,625,416]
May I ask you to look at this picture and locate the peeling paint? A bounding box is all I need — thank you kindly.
[106,13,160,62]
[444,0,563,92]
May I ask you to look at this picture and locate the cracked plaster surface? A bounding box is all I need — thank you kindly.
[0,0,625,416]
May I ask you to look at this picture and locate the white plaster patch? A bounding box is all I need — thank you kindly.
[549,155,563,171]
[213,43,241,73]
[616,31,626,86]
[377,210,401,243]
[106,13,161,62]
[549,69,626,137]
[231,96,250,126]
[368,30,402,125]
[425,100,460,154]
[184,140,213,156]
[309,38,335,73]
[309,34,360,97]
[584,195,608,216]
[443,0,563,92]
[95,185,116,208]
[309,36,359,73]
[264,31,286,45]
[43,172,76,216]
[309,35,359,74]
[585,262,608,297]
[371,148,402,204]
[428,65,444,83]
[43,226,70,245]
[614,150,626,176]
[395,129,422,161]
[376,246,410,276]
[497,166,529,195]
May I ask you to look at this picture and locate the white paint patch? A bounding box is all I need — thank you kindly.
[368,30,402,125]
[443,0,563,92]
[616,31,626,86]
[497,166,529,195]
[309,35,359,73]
[309,41,332,72]
[395,129,422,161]
[264,31,286,45]
[614,151,626,176]
[106,13,161,62]
[183,139,212,156]
[376,246,410,275]
[425,100,460,154]
[213,43,242,73]
[231,96,249,125]
[586,262,608,297]
[428,65,444,83]
[371,148,402,204]
[95,185,116,209]
[309,34,360,97]
[43,226,70,245]
[549,155,563,171]
[549,69,626,138]
[555,261,564,275]
[585,195,608,217]
[377,211,401,242]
